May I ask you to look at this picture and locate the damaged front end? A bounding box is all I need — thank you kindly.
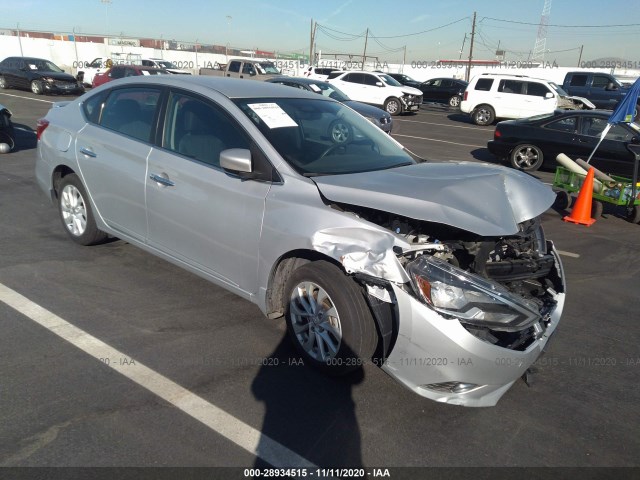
[313,205,565,407]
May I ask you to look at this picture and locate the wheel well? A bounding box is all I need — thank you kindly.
[265,250,342,319]
[52,165,76,199]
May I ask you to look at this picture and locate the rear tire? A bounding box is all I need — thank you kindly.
[472,105,495,126]
[449,95,461,108]
[553,190,572,210]
[591,200,604,219]
[284,261,377,375]
[57,174,107,245]
[627,205,640,224]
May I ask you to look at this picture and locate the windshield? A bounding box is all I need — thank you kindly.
[234,98,416,176]
[157,60,178,69]
[549,82,570,97]
[308,82,350,102]
[25,60,63,73]
[257,62,280,74]
[379,74,402,87]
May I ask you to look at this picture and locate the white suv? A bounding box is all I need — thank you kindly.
[460,73,594,126]
[328,71,423,115]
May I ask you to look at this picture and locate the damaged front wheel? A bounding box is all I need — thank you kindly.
[284,261,378,375]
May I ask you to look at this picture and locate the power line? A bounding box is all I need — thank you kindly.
[480,16,640,28]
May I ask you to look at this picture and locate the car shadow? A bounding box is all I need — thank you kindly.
[251,335,365,469]
[8,123,37,152]
[470,147,498,163]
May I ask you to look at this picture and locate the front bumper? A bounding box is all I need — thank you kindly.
[382,245,565,407]
[43,82,85,95]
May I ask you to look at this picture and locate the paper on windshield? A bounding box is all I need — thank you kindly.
[309,84,321,93]
[248,103,298,129]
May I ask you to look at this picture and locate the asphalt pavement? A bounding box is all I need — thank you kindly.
[0,89,638,476]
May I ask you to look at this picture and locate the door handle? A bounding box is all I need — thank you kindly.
[149,173,175,187]
[79,147,97,157]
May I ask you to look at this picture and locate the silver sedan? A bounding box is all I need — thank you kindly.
[35,76,566,406]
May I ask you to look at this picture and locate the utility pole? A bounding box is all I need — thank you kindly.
[458,33,467,60]
[401,45,407,73]
[309,19,316,66]
[17,23,24,57]
[466,12,476,82]
[577,45,584,67]
[362,28,369,69]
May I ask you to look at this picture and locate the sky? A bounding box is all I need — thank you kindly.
[2,0,640,65]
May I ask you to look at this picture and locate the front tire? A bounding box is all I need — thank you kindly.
[510,144,544,171]
[384,97,402,116]
[31,80,43,95]
[328,120,352,144]
[449,95,461,108]
[284,261,377,375]
[472,104,495,126]
[57,174,107,245]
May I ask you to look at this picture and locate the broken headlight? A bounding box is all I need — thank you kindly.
[406,255,540,332]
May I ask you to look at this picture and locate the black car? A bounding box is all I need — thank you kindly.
[488,109,640,176]
[419,77,468,107]
[383,72,422,89]
[0,56,84,95]
[0,103,14,152]
[265,76,393,135]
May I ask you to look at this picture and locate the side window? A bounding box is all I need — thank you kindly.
[227,61,241,73]
[474,78,494,91]
[498,80,523,94]
[440,79,452,87]
[82,92,108,124]
[608,124,633,142]
[569,75,588,87]
[141,60,153,67]
[363,74,380,86]
[526,82,551,97]
[162,92,250,168]
[592,75,610,88]
[124,68,137,77]
[545,117,576,133]
[100,87,162,142]
[242,63,256,75]
[343,73,363,84]
[579,116,608,137]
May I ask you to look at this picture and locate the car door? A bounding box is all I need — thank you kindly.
[15,59,31,89]
[574,115,636,175]
[588,74,619,110]
[75,86,163,241]
[333,73,366,102]
[539,115,579,161]
[145,90,272,293]
[522,81,556,117]
[495,80,527,118]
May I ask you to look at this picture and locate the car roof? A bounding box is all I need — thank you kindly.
[267,76,328,86]
[90,75,329,100]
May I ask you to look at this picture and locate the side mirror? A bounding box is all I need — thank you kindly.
[606,82,618,91]
[249,69,257,76]
[220,148,252,174]
[376,81,383,87]
[545,92,554,99]
[631,136,640,145]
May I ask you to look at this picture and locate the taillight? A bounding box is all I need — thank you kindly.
[36,118,49,140]
[463,91,468,101]
[494,129,502,140]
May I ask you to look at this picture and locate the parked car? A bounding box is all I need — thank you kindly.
[382,73,422,89]
[328,70,423,115]
[0,103,14,152]
[487,109,640,174]
[460,73,595,126]
[562,71,638,115]
[419,77,468,107]
[303,66,341,81]
[265,76,392,135]
[0,56,84,95]
[141,58,192,75]
[35,76,565,407]
[92,65,168,88]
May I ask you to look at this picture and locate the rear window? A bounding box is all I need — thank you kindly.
[327,71,343,80]
[474,78,494,91]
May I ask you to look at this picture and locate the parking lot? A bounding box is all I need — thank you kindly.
[1,90,639,474]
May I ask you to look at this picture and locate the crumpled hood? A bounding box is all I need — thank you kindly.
[313,162,556,236]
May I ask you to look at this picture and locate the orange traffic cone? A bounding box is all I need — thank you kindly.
[564,167,596,226]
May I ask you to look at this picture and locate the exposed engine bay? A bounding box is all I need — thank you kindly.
[337,203,564,351]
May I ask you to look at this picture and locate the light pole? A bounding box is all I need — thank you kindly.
[225,15,232,62]
[101,0,112,36]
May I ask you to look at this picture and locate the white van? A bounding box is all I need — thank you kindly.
[460,73,594,125]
